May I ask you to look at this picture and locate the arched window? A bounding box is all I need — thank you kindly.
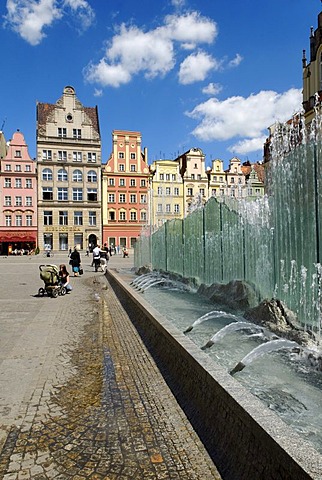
[87,170,97,182]
[42,168,52,181]
[57,168,68,181]
[73,169,83,182]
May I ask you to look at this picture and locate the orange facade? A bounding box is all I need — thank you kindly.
[102,131,149,249]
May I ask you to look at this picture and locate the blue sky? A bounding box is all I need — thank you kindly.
[1,0,320,168]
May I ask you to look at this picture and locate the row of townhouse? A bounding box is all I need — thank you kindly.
[0,86,265,255]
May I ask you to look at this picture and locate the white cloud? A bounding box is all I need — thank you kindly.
[5,0,62,45]
[228,53,243,68]
[84,11,218,88]
[228,136,267,155]
[63,0,95,31]
[163,11,217,46]
[179,51,219,85]
[187,88,302,154]
[4,0,94,45]
[202,82,222,96]
[171,0,185,7]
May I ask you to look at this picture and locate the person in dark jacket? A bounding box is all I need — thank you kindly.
[70,247,81,276]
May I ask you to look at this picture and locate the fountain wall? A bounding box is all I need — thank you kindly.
[135,139,322,332]
[106,268,322,480]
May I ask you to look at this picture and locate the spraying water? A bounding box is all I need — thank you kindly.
[230,339,299,375]
[201,321,264,350]
[184,311,240,333]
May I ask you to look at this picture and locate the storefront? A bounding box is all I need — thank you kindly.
[0,231,37,255]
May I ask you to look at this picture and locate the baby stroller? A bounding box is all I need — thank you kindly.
[38,264,66,298]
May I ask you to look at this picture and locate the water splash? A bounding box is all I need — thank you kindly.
[230,339,299,375]
[201,321,264,350]
[184,311,240,334]
[141,279,166,292]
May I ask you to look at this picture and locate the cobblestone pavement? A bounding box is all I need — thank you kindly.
[0,253,221,479]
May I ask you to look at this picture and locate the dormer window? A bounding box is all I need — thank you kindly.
[15,150,21,158]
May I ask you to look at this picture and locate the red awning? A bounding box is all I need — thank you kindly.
[0,234,36,243]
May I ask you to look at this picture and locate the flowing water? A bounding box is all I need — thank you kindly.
[139,280,322,454]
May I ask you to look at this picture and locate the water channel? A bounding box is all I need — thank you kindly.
[133,277,322,455]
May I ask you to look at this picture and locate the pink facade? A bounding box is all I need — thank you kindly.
[0,130,37,254]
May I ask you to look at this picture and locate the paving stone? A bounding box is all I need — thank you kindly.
[0,254,221,479]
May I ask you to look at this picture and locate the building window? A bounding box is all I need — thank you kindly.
[89,211,96,226]
[212,189,217,196]
[119,211,126,220]
[58,188,68,201]
[130,153,136,159]
[172,174,176,181]
[119,178,125,186]
[130,165,136,172]
[58,151,67,162]
[59,211,68,225]
[140,211,147,221]
[87,188,97,201]
[157,187,162,195]
[87,170,97,182]
[5,164,11,171]
[118,152,125,159]
[140,194,147,203]
[166,174,170,181]
[166,187,171,195]
[109,178,115,186]
[15,150,21,158]
[25,165,31,172]
[25,179,32,189]
[59,233,68,251]
[72,169,82,182]
[187,188,193,196]
[15,196,22,206]
[119,194,126,203]
[109,211,115,221]
[58,128,67,138]
[130,179,136,187]
[160,174,164,180]
[73,151,82,162]
[87,152,96,163]
[119,164,125,172]
[140,179,146,187]
[44,211,53,225]
[73,129,81,139]
[26,215,32,227]
[42,150,52,160]
[4,196,11,206]
[174,204,180,213]
[130,194,136,203]
[42,168,53,182]
[74,211,83,225]
[199,188,205,196]
[73,188,83,201]
[108,194,115,202]
[191,174,195,180]
[157,204,162,213]
[5,215,12,226]
[57,169,68,182]
[15,215,22,227]
[174,187,179,196]
[42,187,53,200]
[15,165,21,171]
[4,178,11,188]
[26,196,32,206]
[15,178,22,188]
[130,211,137,221]
[194,163,197,169]
[231,177,235,184]
[166,204,171,213]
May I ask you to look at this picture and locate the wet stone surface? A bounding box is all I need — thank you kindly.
[0,261,221,480]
